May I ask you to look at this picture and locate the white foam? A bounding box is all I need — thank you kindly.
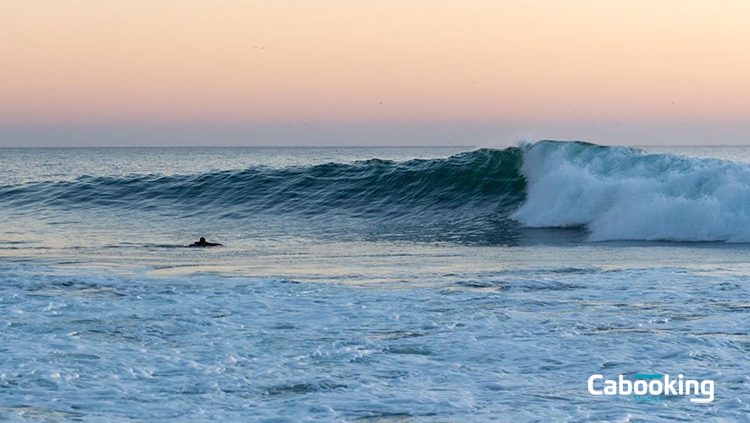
[511,141,750,242]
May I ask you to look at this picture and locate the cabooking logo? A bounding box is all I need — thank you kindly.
[588,374,714,403]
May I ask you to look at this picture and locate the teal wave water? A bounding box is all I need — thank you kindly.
[0,147,526,221]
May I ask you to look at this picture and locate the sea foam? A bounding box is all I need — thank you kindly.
[512,141,750,242]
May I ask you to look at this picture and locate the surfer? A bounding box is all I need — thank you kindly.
[187,237,223,248]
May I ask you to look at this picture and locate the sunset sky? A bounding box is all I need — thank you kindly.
[1,0,749,146]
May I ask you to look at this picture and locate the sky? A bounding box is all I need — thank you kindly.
[1,0,749,146]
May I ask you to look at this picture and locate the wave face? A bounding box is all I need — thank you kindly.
[0,148,526,222]
[3,141,750,242]
[512,141,750,242]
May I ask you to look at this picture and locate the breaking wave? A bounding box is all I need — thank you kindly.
[513,141,750,242]
[2,140,750,242]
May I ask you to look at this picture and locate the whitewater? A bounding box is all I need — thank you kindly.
[1,142,750,422]
[513,141,750,242]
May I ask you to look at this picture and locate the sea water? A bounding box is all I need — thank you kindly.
[1,142,750,421]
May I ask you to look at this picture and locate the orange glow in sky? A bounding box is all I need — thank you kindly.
[1,0,749,145]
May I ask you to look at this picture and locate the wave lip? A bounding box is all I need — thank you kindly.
[511,140,750,242]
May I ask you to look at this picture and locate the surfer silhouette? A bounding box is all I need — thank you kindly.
[187,237,223,248]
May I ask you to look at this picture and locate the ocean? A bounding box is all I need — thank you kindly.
[1,141,749,421]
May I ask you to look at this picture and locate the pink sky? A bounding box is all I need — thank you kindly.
[1,0,749,145]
